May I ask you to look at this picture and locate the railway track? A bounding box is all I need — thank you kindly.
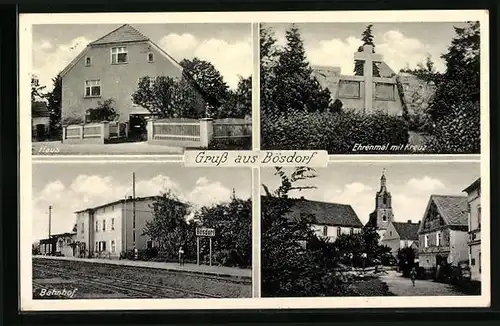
[33,258,252,285]
[33,262,221,298]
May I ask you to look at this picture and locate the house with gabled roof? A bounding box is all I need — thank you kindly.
[463,177,481,282]
[60,24,207,140]
[417,194,470,274]
[381,220,420,258]
[286,196,364,242]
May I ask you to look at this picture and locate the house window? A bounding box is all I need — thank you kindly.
[147,241,153,249]
[477,206,481,229]
[85,80,101,97]
[436,231,441,246]
[111,47,128,64]
[424,234,429,248]
[389,231,392,236]
[322,226,328,237]
[95,221,99,232]
[133,231,136,242]
[102,219,106,232]
[471,258,476,266]
[382,215,387,221]
[85,56,92,66]
[95,242,99,251]
[81,223,84,233]
[337,227,341,236]
[111,240,116,253]
[147,52,154,62]
[111,218,115,230]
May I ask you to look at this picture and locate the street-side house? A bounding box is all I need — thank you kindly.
[381,220,420,258]
[32,101,50,141]
[287,197,364,242]
[418,195,469,275]
[464,178,481,282]
[60,24,207,140]
[74,195,187,258]
[39,232,77,257]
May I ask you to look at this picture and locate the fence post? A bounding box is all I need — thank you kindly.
[199,118,213,148]
[102,121,110,141]
[146,119,154,141]
[62,126,67,143]
[79,124,84,139]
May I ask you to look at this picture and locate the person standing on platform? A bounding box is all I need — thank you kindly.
[178,246,184,266]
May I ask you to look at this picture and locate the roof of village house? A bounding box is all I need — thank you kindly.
[74,195,171,214]
[418,195,469,233]
[463,177,481,193]
[32,101,50,118]
[89,24,149,46]
[58,24,219,109]
[286,197,364,228]
[392,222,419,240]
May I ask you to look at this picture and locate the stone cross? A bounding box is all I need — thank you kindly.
[353,44,383,110]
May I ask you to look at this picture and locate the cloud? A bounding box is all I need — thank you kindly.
[159,33,252,89]
[305,30,446,74]
[186,177,232,208]
[406,176,446,193]
[32,174,233,242]
[32,36,91,92]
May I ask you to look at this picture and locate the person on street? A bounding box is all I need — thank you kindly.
[178,246,184,266]
[410,267,417,287]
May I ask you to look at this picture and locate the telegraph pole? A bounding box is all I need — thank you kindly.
[132,172,136,247]
[48,205,52,238]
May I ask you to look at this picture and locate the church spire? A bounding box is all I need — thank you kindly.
[380,168,387,189]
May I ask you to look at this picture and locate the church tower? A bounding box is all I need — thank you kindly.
[366,169,394,238]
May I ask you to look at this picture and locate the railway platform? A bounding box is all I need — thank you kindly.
[33,255,251,279]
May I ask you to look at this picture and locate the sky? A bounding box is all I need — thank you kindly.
[261,162,480,226]
[262,22,475,75]
[32,23,252,91]
[32,163,252,242]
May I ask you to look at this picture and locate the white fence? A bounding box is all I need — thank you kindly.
[63,121,129,144]
[147,118,251,148]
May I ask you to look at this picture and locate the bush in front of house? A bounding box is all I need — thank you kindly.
[425,101,480,154]
[261,110,410,154]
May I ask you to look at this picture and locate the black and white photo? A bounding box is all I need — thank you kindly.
[30,23,252,155]
[261,163,482,297]
[31,163,252,299]
[260,22,482,154]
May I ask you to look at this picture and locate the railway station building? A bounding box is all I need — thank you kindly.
[74,195,163,258]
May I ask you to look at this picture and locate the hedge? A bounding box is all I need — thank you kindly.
[261,110,410,154]
[425,102,480,154]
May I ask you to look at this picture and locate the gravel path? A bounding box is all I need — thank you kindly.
[379,270,464,296]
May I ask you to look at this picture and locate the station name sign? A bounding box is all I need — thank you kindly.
[196,227,215,237]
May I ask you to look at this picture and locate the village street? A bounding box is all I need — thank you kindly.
[379,270,464,296]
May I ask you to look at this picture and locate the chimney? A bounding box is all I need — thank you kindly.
[300,196,305,200]
[407,220,412,224]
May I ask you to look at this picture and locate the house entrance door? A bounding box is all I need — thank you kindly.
[129,115,148,141]
[35,124,46,140]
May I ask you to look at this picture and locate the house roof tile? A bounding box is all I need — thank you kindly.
[286,198,364,228]
[392,222,419,240]
[431,195,469,226]
[89,24,149,46]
